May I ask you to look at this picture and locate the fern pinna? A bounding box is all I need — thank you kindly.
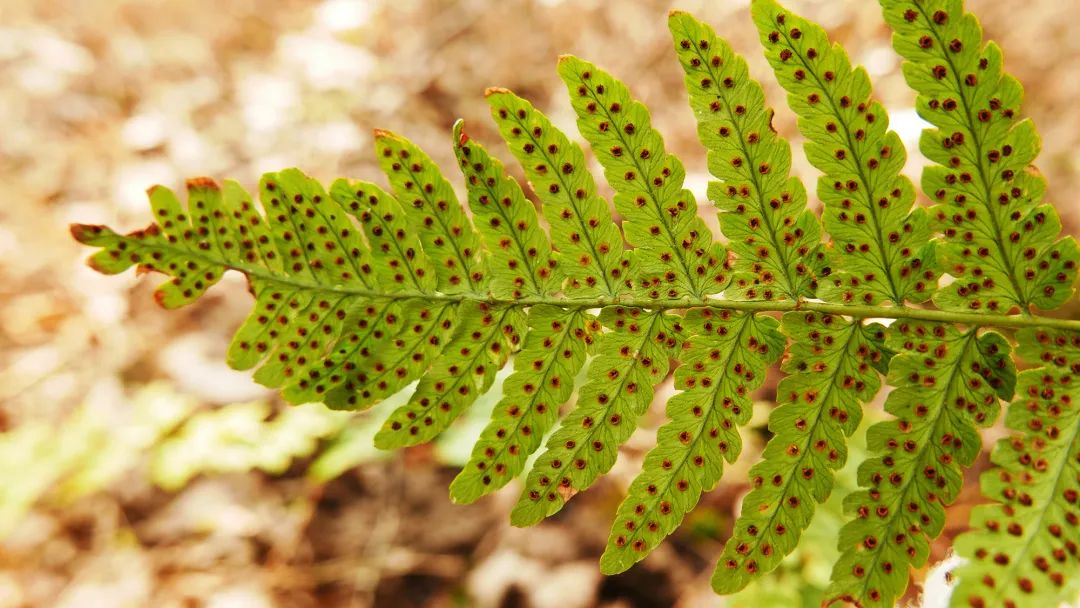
[72,1,1080,606]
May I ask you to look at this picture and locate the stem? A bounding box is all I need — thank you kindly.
[235,263,1080,331]
[107,232,1080,333]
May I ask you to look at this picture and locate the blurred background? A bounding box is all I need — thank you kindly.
[2,0,1079,606]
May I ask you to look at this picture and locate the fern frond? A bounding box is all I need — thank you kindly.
[449,306,598,503]
[374,129,488,294]
[951,329,1080,608]
[600,309,784,574]
[669,10,823,301]
[70,5,1080,604]
[511,308,683,526]
[880,0,1080,314]
[453,121,562,298]
[558,55,729,299]
[712,312,889,594]
[753,0,938,307]
[485,88,633,297]
[827,321,1015,607]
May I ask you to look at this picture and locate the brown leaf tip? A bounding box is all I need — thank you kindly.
[70,223,106,244]
[484,86,512,98]
[186,177,219,191]
[453,119,469,146]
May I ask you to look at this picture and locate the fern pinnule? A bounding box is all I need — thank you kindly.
[374,302,526,449]
[218,179,288,277]
[712,313,889,594]
[950,329,1080,608]
[313,299,458,411]
[600,309,784,575]
[879,0,1080,314]
[485,88,633,298]
[827,321,1015,607]
[669,10,823,302]
[511,308,683,526]
[450,306,598,504]
[331,179,435,293]
[452,120,562,299]
[313,179,458,410]
[754,0,937,307]
[374,129,488,294]
[558,55,729,299]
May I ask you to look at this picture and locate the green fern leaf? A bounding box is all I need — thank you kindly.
[668,5,896,590]
[600,309,784,574]
[316,299,458,410]
[669,10,824,301]
[753,0,938,307]
[242,171,380,401]
[328,179,435,293]
[313,179,458,409]
[879,0,1080,314]
[71,5,1080,604]
[374,302,526,449]
[712,312,889,593]
[511,308,684,526]
[374,129,488,293]
[485,88,633,298]
[452,121,562,298]
[950,329,1080,608]
[267,176,439,406]
[1015,327,1080,374]
[73,171,397,407]
[827,320,1015,607]
[558,55,729,299]
[449,306,598,503]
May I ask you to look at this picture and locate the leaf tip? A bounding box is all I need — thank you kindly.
[85,256,108,274]
[556,53,579,66]
[152,288,170,309]
[185,177,219,192]
[597,552,630,576]
[508,504,540,528]
[709,570,741,596]
[483,86,511,98]
[452,118,468,145]
[447,480,475,505]
[372,128,398,141]
[69,223,104,244]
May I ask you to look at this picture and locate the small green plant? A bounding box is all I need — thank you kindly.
[0,385,370,533]
[0,382,497,534]
[72,1,1079,606]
